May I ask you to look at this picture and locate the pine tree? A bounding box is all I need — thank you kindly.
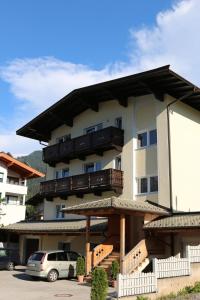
[91,267,108,300]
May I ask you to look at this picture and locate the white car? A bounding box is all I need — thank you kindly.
[26,250,80,282]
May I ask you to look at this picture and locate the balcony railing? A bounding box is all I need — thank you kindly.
[40,169,123,198]
[43,126,124,166]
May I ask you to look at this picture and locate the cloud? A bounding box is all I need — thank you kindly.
[1,0,200,156]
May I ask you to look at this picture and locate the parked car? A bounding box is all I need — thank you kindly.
[26,250,81,282]
[0,248,20,271]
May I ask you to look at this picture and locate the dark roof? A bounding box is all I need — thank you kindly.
[144,213,200,230]
[62,197,169,216]
[16,65,200,142]
[1,218,107,233]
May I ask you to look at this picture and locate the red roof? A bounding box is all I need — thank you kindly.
[0,152,45,179]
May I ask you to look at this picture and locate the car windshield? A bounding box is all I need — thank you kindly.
[30,252,45,261]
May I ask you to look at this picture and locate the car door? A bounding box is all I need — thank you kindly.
[57,252,69,278]
[66,251,79,277]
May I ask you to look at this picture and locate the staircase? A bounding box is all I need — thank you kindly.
[98,252,120,274]
[90,238,149,275]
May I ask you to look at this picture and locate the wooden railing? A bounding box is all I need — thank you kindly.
[40,169,123,197]
[43,126,124,166]
[122,239,148,274]
[92,243,113,268]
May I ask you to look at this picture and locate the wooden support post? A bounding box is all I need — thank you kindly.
[120,214,125,274]
[85,216,91,275]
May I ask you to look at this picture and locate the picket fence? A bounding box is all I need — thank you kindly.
[153,256,191,278]
[186,245,200,263]
[117,256,191,297]
[117,272,157,298]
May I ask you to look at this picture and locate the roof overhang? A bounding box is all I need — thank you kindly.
[144,213,200,232]
[1,219,107,235]
[62,197,170,217]
[0,152,45,179]
[16,65,200,142]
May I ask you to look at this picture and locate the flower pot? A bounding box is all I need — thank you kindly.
[77,275,84,283]
[111,280,117,288]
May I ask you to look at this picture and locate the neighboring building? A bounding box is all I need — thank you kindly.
[0,152,44,226]
[3,65,200,273]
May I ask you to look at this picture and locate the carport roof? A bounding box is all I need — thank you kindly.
[62,197,170,216]
[144,213,200,230]
[1,218,107,234]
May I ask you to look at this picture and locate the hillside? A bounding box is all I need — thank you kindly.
[17,150,47,200]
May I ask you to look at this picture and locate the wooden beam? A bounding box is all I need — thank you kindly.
[120,214,125,274]
[85,216,91,275]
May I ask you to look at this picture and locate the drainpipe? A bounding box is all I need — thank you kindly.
[166,90,195,212]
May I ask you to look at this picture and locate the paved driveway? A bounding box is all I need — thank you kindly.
[0,266,116,300]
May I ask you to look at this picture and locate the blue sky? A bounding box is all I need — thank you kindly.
[1,0,200,155]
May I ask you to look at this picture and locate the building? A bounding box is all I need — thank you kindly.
[4,65,200,273]
[0,152,44,226]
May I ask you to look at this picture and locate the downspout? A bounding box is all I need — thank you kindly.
[166,90,195,212]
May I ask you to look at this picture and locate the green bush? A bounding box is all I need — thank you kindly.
[110,260,119,280]
[136,296,149,300]
[91,267,108,300]
[76,257,85,276]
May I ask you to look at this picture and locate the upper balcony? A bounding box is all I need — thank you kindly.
[40,168,123,199]
[43,126,124,166]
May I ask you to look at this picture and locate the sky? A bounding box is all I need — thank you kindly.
[1,0,200,156]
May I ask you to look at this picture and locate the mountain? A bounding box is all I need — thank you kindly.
[17,150,47,200]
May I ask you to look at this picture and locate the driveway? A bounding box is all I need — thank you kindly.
[0,266,116,300]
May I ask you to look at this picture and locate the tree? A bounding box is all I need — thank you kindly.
[91,267,108,300]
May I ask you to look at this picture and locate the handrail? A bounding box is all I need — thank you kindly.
[92,239,114,268]
[122,239,148,274]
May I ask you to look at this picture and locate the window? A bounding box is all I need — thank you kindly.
[137,178,148,194]
[115,117,122,129]
[7,176,20,185]
[84,162,101,173]
[0,173,4,183]
[56,204,65,219]
[137,132,147,148]
[115,156,122,170]
[47,253,57,261]
[6,195,20,205]
[84,123,103,134]
[30,252,45,261]
[137,129,157,148]
[149,129,157,145]
[55,168,69,179]
[150,176,158,192]
[137,176,158,194]
[67,251,79,261]
[57,252,67,261]
[56,134,71,143]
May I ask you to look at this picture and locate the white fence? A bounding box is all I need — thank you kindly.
[153,257,191,278]
[117,272,157,297]
[186,245,200,263]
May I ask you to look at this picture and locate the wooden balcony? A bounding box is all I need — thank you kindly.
[40,169,123,199]
[43,126,124,166]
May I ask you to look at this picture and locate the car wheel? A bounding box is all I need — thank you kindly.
[6,262,14,271]
[47,269,58,282]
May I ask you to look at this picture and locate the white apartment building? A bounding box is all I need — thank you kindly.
[0,152,44,226]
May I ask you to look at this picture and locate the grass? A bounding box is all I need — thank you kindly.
[136,281,200,300]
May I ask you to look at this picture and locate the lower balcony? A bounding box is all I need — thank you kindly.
[40,169,123,199]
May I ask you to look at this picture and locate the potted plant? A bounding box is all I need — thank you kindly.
[110,260,119,288]
[76,256,85,283]
[91,267,108,300]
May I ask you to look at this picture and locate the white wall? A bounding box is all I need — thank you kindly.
[0,203,26,226]
[169,101,200,212]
